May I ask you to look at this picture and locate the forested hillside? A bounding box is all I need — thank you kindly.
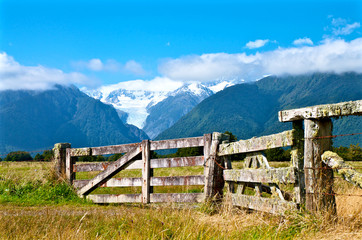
[156,73,362,146]
[0,85,148,154]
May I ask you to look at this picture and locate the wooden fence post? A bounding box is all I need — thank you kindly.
[291,121,305,206]
[142,140,152,203]
[304,118,336,213]
[204,133,228,201]
[66,147,75,185]
[53,143,71,180]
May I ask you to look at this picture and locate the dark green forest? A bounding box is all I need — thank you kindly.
[156,73,362,147]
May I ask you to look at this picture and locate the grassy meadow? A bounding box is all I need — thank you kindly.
[0,161,361,239]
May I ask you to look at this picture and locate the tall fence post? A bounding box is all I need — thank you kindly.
[66,147,75,185]
[291,121,305,206]
[142,140,152,203]
[204,133,228,201]
[304,118,336,213]
[53,143,71,180]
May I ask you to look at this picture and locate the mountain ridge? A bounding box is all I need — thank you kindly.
[156,73,362,147]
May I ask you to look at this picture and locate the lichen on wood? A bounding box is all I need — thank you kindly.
[218,130,294,156]
[70,147,91,157]
[223,167,296,184]
[322,151,362,189]
[279,100,362,122]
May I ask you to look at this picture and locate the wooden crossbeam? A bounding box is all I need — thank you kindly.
[73,156,205,172]
[74,175,205,188]
[150,136,204,150]
[150,193,204,203]
[77,145,142,196]
[87,194,142,203]
[278,100,362,122]
[224,167,296,184]
[218,130,294,156]
[87,193,204,204]
[231,194,297,215]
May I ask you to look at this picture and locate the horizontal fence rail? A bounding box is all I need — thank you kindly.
[278,100,362,122]
[74,175,205,189]
[87,193,205,204]
[224,167,296,184]
[218,130,294,156]
[231,194,297,215]
[73,156,205,172]
[150,137,205,150]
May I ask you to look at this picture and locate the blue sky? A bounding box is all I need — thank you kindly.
[0,0,361,90]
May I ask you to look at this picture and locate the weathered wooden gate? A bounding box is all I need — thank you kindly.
[55,134,229,204]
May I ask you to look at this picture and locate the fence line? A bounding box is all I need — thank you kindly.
[36,99,362,216]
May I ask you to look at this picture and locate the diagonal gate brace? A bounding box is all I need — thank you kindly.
[77,144,142,197]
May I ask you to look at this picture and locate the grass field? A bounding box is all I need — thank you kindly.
[0,161,361,239]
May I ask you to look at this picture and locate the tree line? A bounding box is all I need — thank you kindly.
[1,138,361,162]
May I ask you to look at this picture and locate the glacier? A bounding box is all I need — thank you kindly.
[81,78,244,129]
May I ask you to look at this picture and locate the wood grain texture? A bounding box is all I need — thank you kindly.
[150,136,204,150]
[218,130,294,156]
[279,100,362,122]
[224,167,296,184]
[231,194,297,215]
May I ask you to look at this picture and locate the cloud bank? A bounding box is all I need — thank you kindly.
[159,38,362,82]
[2,37,362,92]
[0,53,90,91]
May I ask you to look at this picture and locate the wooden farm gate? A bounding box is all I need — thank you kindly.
[54,134,228,204]
[53,99,362,215]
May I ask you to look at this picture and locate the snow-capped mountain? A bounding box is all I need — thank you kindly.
[143,83,214,138]
[82,79,244,130]
[204,78,245,93]
[83,88,169,128]
[166,82,213,98]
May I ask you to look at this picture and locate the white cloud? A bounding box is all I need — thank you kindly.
[159,38,362,82]
[88,58,103,71]
[0,52,92,91]
[72,58,146,75]
[325,17,360,37]
[333,22,360,35]
[293,37,313,46]
[97,77,183,96]
[245,39,269,49]
[124,60,146,75]
[159,53,261,82]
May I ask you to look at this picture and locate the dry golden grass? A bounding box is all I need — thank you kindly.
[1,161,361,239]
